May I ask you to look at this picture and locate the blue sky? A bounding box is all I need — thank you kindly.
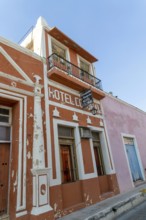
[1,0,146,111]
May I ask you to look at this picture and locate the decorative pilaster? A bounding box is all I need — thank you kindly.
[31,75,52,217]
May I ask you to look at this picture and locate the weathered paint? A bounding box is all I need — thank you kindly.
[0,17,120,220]
[0,38,53,219]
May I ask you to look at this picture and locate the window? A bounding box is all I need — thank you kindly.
[52,41,66,59]
[0,108,10,124]
[51,41,67,69]
[58,126,78,183]
[0,126,10,141]
[92,132,105,176]
[0,107,11,141]
[124,137,134,145]
[80,59,91,80]
[80,60,90,73]
[58,126,73,138]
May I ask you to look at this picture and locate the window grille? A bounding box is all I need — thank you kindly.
[58,126,74,138]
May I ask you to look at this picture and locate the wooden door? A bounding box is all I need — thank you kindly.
[0,143,10,215]
[94,146,105,176]
[61,145,73,183]
[126,144,142,182]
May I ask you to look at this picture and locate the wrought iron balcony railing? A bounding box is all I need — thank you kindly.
[47,53,102,90]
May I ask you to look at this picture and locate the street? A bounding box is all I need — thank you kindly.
[117,200,146,220]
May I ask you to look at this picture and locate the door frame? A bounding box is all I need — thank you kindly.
[88,126,115,176]
[0,105,12,215]
[122,133,145,186]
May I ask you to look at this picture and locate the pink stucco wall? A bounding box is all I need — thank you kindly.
[101,95,146,193]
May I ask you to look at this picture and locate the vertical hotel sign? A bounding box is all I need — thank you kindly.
[80,90,93,108]
[80,89,98,115]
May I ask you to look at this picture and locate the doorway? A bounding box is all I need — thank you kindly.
[60,145,74,183]
[124,137,143,182]
[0,143,10,215]
[0,107,11,216]
[92,131,105,176]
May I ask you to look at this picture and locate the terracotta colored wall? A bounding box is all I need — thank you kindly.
[81,178,101,204]
[0,43,44,82]
[62,181,83,209]
[0,42,47,220]
[0,96,35,220]
[50,178,101,218]
[98,174,119,195]
[101,95,146,193]
[69,48,78,66]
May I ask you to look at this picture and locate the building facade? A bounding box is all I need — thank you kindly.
[21,17,119,219]
[0,17,120,220]
[101,94,146,193]
[2,16,146,220]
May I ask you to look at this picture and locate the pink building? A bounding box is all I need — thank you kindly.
[102,94,146,193]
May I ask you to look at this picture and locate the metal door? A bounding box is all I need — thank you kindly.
[0,143,10,215]
[126,144,142,182]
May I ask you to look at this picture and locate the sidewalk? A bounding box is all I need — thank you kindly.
[59,182,146,220]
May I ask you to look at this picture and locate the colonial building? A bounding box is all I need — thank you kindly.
[0,17,119,220]
[3,15,146,220]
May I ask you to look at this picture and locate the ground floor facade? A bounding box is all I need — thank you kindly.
[46,82,120,218]
[0,84,119,220]
[2,36,146,220]
[2,85,146,220]
[0,39,120,220]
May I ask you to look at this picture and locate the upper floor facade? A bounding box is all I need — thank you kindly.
[21,17,105,101]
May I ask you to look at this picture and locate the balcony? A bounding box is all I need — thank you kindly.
[47,53,105,100]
